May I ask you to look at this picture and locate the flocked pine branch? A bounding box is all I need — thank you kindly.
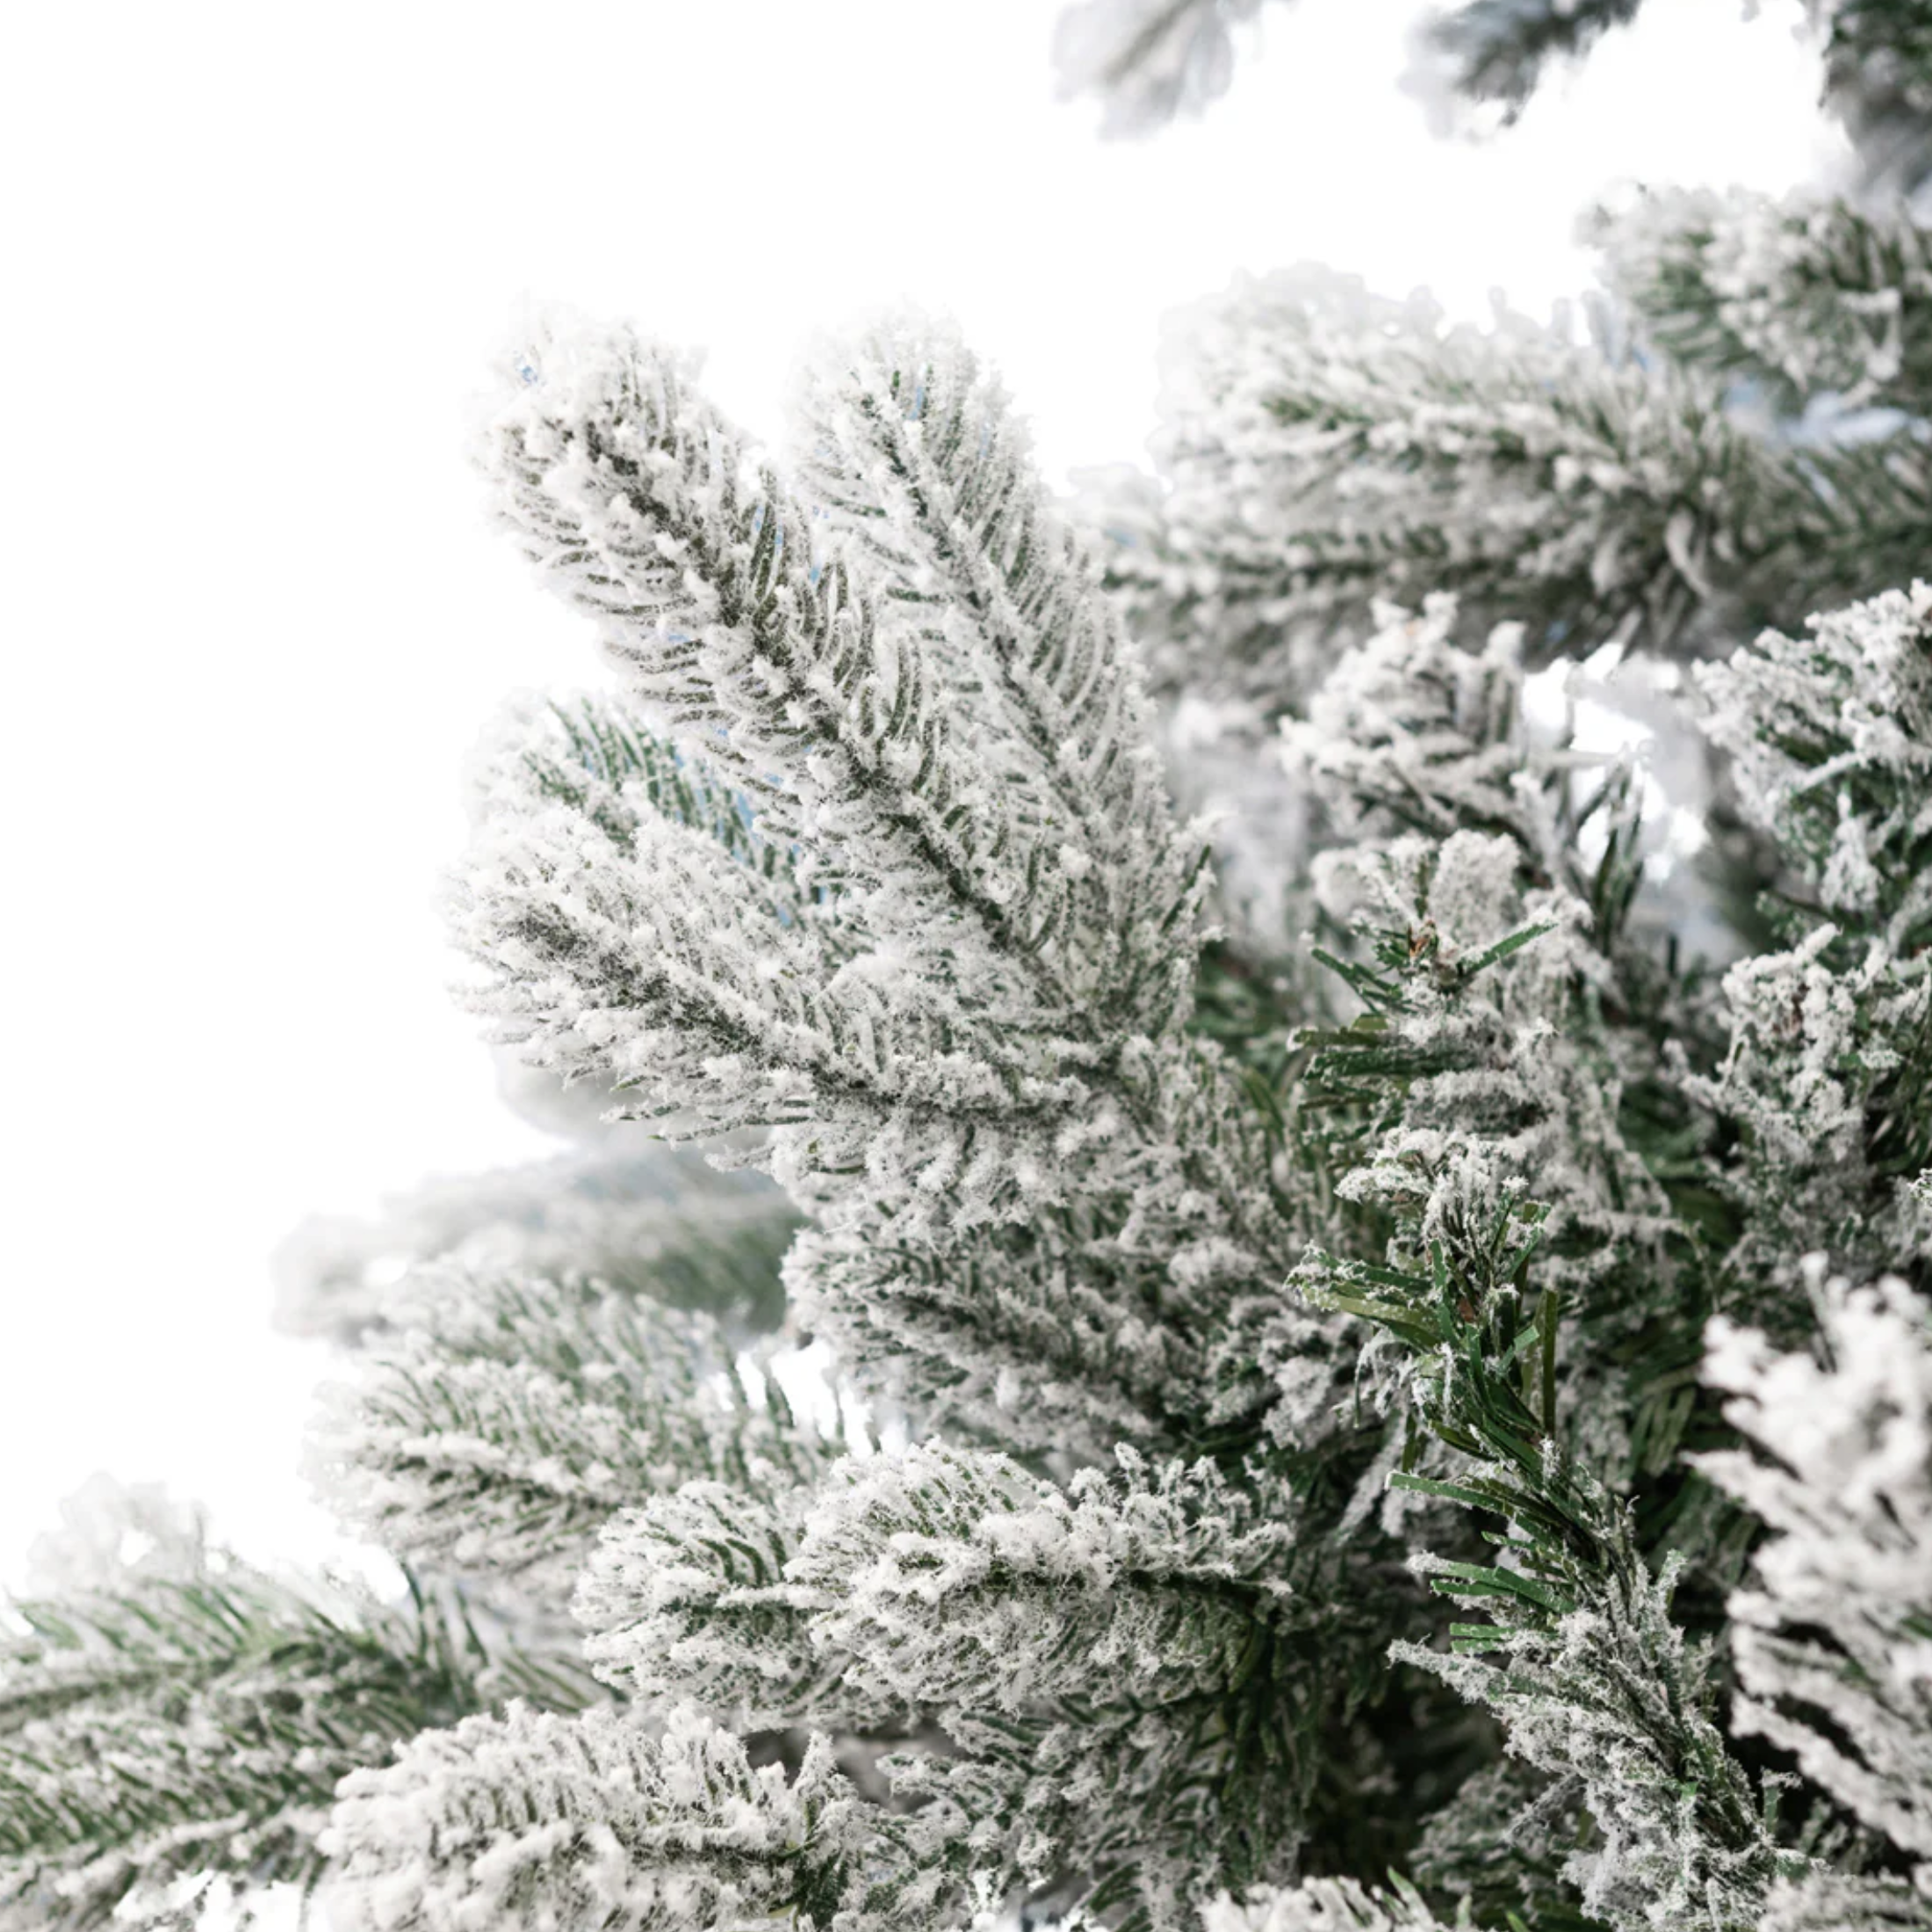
[1091,263,1932,724]
[798,1443,1335,1932]
[1405,0,1644,129]
[274,1133,796,1349]
[0,1548,588,1932]
[1090,267,1791,717]
[781,1015,1336,1471]
[1757,1869,1932,1931]
[1590,186,1932,417]
[1688,583,1932,1287]
[458,310,1342,1481]
[1280,602,1689,1320]
[459,313,1223,1248]
[23,26,1932,1930]
[573,1475,860,1734]
[1292,1152,1793,1932]
[789,318,1187,1029]
[785,1441,1294,1719]
[1266,568,1932,1928]
[1053,0,1272,136]
[1268,595,1831,1928]
[574,1435,1366,1932]
[1063,0,1932,198]
[1697,580,1932,950]
[780,1205,1223,1462]
[320,1702,970,1932]
[311,1255,827,1603]
[1054,0,1648,142]
[1202,1877,1457,1931]
[1819,0,1932,196]
[1698,1263,1932,1886]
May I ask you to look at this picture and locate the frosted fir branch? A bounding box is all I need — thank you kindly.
[928,1710,1294,1932]
[790,320,1200,1036]
[1688,928,1930,1284]
[1686,927,1895,1179]
[785,1213,1210,1462]
[788,1441,1294,1719]
[1404,0,1643,130]
[454,682,1042,1119]
[273,1139,797,1348]
[452,720,1102,1217]
[321,1704,928,1932]
[1316,1227,1789,1931]
[484,314,1178,1027]
[871,1580,1373,1932]
[1280,597,1539,851]
[0,1561,587,1932]
[1056,0,1932,186]
[1698,1266,1932,1871]
[1687,588,1932,1285]
[1291,955,1784,1928]
[1408,0,1932,193]
[574,1478,872,1734]
[1784,425,1932,628]
[1202,1876,1458,1930]
[1283,598,1686,1004]
[467,315,1219,1240]
[1698,581,1932,948]
[1408,1756,1599,1932]
[1296,823,1677,1311]
[1589,187,1932,415]
[1098,266,1796,719]
[1291,1174,1791,1930]
[1389,1535,1787,1931]
[1284,603,1779,1489]
[1816,0,1932,196]
[1052,0,1270,136]
[785,1022,1329,1464]
[311,1260,829,1600]
[473,688,836,940]
[1757,1868,1932,1931]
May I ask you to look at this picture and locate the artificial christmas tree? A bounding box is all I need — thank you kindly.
[4,8,1928,1930]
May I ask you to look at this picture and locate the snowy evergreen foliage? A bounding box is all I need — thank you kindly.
[274,1140,795,1349]
[321,1705,924,1932]
[1821,0,1932,196]
[9,16,1932,1932]
[1054,0,1265,134]
[1589,188,1932,415]
[1701,1266,1932,1890]
[310,1257,823,1599]
[1088,261,1928,726]
[1059,0,1932,192]
[0,1497,589,1932]
[1404,0,1645,127]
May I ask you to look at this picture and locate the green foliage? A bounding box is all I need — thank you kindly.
[1301,1214,1791,1928]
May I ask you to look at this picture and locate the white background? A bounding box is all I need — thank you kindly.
[0,0,1839,1590]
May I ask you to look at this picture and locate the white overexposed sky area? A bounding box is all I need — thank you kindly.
[0,1,1843,1591]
